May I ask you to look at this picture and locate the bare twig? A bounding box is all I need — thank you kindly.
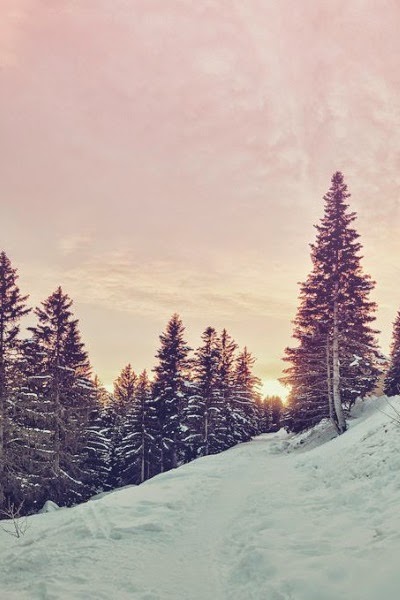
[0,500,29,538]
[377,398,400,427]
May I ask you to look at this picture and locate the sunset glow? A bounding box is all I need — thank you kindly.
[260,379,289,402]
[1,1,399,386]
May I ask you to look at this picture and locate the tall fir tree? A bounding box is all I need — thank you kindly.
[217,329,238,449]
[93,375,112,406]
[264,396,284,432]
[0,252,30,507]
[113,364,137,411]
[118,370,159,485]
[232,347,260,442]
[182,326,223,458]
[283,172,380,434]
[254,395,268,434]
[86,375,113,492]
[84,396,111,495]
[153,314,191,472]
[384,310,400,397]
[19,287,95,507]
[109,364,138,487]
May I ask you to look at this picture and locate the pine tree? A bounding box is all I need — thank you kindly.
[109,364,137,487]
[0,252,30,508]
[232,347,260,442]
[118,370,159,485]
[19,287,95,507]
[113,364,137,411]
[93,375,112,406]
[283,172,380,434]
[384,310,400,396]
[153,314,191,472]
[12,337,54,510]
[264,396,284,432]
[100,400,120,490]
[84,396,112,495]
[83,376,113,493]
[216,329,238,449]
[254,396,268,434]
[182,327,222,458]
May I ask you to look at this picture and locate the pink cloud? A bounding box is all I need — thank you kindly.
[1,0,399,385]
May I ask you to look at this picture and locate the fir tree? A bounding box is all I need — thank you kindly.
[0,252,30,507]
[93,375,112,406]
[113,364,137,411]
[254,396,268,434]
[182,327,222,458]
[84,396,112,495]
[109,364,137,487]
[118,370,159,485]
[153,314,191,472]
[216,329,238,449]
[100,400,120,490]
[232,347,260,442]
[384,310,400,397]
[264,396,284,432]
[12,337,54,509]
[20,288,95,507]
[283,172,380,434]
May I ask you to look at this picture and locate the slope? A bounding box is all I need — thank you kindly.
[0,396,399,600]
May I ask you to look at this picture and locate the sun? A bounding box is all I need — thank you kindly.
[260,379,289,402]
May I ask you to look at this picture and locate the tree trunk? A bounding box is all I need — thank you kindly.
[140,433,145,484]
[0,381,4,506]
[0,319,5,506]
[171,447,177,469]
[54,328,61,476]
[332,296,347,434]
[204,407,209,456]
[54,374,61,474]
[326,336,337,430]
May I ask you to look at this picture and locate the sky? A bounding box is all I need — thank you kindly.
[1,1,400,396]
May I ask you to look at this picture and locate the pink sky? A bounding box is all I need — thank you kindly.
[1,1,400,391]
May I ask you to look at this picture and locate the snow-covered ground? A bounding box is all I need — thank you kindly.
[1,396,400,600]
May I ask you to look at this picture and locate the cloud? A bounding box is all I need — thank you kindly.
[59,234,93,256]
[2,0,400,382]
[56,249,295,320]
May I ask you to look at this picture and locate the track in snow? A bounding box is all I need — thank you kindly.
[1,397,400,600]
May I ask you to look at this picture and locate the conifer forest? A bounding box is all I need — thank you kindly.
[0,172,398,517]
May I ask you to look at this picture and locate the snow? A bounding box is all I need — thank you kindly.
[1,396,400,599]
[38,501,60,514]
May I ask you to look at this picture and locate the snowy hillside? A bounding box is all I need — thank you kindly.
[1,396,399,600]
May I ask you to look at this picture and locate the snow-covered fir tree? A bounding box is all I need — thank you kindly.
[152,314,191,472]
[84,389,112,495]
[254,395,268,434]
[118,370,159,485]
[84,376,113,492]
[264,396,284,432]
[282,172,380,433]
[182,326,223,458]
[232,347,260,442]
[384,310,400,397]
[0,251,30,508]
[17,288,96,508]
[216,329,238,449]
[109,364,138,487]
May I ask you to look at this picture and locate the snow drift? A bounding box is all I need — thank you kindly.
[0,396,399,600]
